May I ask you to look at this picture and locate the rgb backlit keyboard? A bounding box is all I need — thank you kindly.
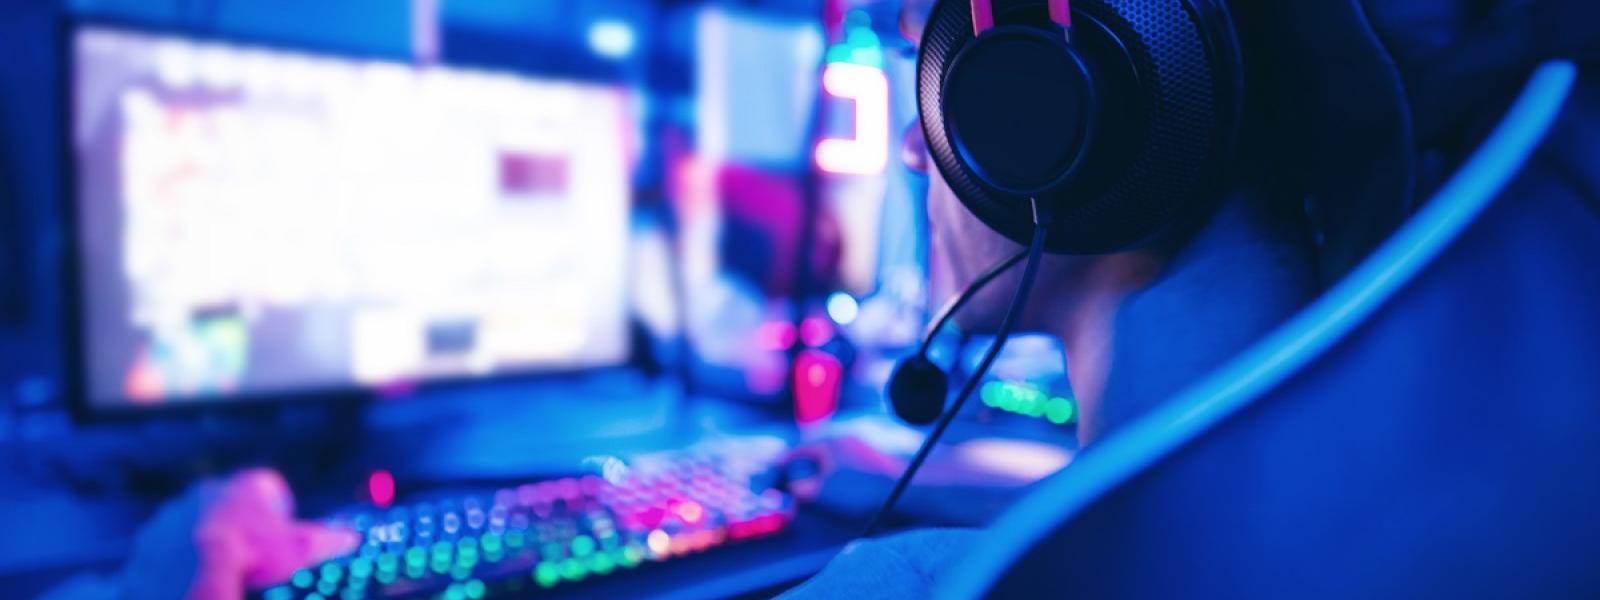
[262,438,794,600]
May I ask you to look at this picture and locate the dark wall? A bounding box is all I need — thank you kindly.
[0,98,26,326]
[0,0,70,406]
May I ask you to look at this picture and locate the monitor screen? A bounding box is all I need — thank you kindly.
[71,26,634,409]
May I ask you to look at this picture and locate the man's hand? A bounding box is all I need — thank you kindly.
[121,469,360,600]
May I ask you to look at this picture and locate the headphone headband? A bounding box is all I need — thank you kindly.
[971,0,1074,35]
[919,0,1241,254]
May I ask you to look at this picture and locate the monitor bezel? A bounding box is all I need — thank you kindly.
[60,17,644,421]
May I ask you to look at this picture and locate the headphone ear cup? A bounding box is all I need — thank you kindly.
[888,355,951,425]
[919,0,1242,255]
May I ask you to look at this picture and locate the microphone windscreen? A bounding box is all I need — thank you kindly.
[888,354,950,425]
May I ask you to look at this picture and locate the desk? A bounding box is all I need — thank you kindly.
[0,389,861,599]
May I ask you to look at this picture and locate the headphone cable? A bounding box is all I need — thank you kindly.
[917,249,1028,356]
[863,199,1052,538]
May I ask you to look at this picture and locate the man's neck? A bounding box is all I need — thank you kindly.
[1055,189,1318,444]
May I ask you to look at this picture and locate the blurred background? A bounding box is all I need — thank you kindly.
[1,0,955,419]
[0,0,1082,597]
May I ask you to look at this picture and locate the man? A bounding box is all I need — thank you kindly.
[779,0,1597,596]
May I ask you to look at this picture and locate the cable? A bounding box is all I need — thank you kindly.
[864,199,1053,537]
[917,249,1028,356]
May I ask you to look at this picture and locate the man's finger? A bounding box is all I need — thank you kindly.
[243,524,361,590]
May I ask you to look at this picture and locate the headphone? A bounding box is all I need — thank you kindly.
[869,0,1245,535]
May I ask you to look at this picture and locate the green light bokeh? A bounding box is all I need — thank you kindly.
[571,534,596,557]
[534,563,560,588]
[560,558,588,582]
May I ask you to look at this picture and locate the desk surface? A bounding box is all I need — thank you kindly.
[0,443,862,600]
[0,386,858,599]
[0,375,1056,598]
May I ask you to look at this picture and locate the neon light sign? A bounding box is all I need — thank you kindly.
[815,61,889,175]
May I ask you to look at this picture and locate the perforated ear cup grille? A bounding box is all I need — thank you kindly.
[919,0,1238,254]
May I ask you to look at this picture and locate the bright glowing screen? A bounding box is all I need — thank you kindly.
[72,26,633,407]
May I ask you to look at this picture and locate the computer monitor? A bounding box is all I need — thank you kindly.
[69,25,634,410]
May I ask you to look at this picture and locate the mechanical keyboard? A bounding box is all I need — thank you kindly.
[261,438,794,600]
